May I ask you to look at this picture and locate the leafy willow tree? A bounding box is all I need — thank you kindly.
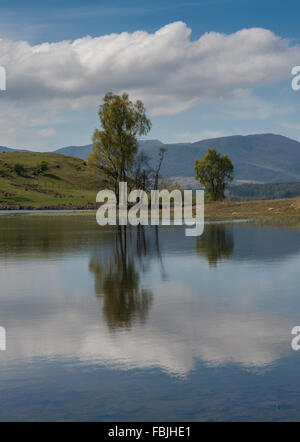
[194,148,234,201]
[87,92,151,196]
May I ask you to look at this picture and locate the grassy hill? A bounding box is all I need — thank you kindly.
[0,152,105,209]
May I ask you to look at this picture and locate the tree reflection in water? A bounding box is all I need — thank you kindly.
[89,226,165,330]
[196,224,234,266]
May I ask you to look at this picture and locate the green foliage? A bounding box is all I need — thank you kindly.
[87,92,152,193]
[13,163,26,176]
[195,148,234,201]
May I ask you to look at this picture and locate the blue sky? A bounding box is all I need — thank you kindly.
[1,0,300,149]
[2,0,300,43]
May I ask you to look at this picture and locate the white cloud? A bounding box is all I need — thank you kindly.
[0,21,300,144]
[36,127,56,138]
[0,277,291,376]
[219,95,295,119]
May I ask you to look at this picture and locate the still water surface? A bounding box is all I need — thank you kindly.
[0,214,300,421]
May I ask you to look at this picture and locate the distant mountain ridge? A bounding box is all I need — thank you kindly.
[53,134,300,183]
[54,144,93,159]
[2,133,300,183]
[0,146,31,153]
[53,139,165,160]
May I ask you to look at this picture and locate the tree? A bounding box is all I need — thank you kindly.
[87,92,151,197]
[129,150,152,191]
[194,148,234,201]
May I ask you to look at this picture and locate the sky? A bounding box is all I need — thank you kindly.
[1,0,300,150]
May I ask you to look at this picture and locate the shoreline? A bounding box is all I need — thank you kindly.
[0,196,299,225]
[0,204,97,211]
[1,201,298,222]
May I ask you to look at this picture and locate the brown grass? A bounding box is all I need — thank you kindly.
[203,196,300,225]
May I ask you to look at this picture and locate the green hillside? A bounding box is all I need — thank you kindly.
[0,152,105,209]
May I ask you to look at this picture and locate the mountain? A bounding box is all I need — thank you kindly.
[0,146,30,153]
[143,134,300,183]
[53,134,300,183]
[53,144,93,159]
[2,133,300,183]
[53,139,164,160]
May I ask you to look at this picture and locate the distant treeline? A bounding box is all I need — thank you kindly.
[227,182,300,201]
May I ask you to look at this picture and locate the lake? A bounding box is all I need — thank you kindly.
[0,214,300,421]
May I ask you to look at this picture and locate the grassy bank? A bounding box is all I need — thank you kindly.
[204,196,300,225]
[0,151,105,209]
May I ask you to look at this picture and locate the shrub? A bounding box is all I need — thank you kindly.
[13,163,26,176]
[36,161,49,174]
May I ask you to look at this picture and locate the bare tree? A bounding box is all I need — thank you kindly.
[154,147,167,190]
